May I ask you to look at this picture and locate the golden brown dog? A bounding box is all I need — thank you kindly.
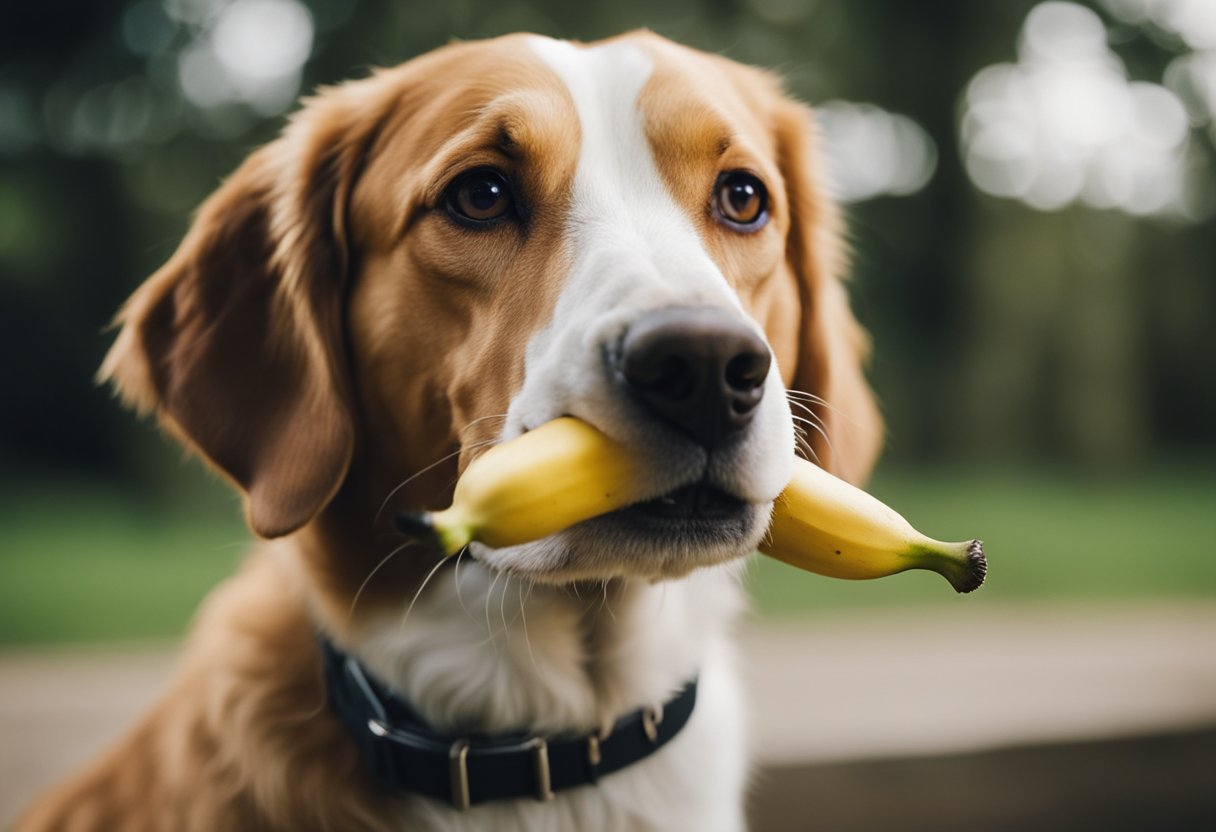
[18,32,880,831]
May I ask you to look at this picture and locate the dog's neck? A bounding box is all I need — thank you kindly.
[337,558,746,737]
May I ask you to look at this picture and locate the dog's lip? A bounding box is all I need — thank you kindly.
[559,480,762,572]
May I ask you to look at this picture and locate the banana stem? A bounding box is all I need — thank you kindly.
[916,539,987,593]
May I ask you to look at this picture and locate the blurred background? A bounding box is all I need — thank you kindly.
[1,0,1214,829]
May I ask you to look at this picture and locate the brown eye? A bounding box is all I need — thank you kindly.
[714,171,768,229]
[447,169,512,224]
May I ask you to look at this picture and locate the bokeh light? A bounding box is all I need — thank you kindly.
[178,0,315,116]
[1165,50,1216,125]
[1099,0,1216,49]
[960,1,1211,220]
[815,101,938,203]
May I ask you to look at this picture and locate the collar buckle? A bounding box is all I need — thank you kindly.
[641,705,663,743]
[530,737,554,802]
[449,739,472,810]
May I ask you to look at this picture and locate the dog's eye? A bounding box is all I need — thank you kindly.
[447,169,512,224]
[714,172,768,230]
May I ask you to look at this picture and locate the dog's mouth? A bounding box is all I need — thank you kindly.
[467,474,768,582]
[624,481,747,521]
[581,477,757,548]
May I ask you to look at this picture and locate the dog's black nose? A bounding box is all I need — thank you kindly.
[619,306,771,448]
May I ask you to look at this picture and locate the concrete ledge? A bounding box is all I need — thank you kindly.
[748,727,1216,831]
[739,600,1216,765]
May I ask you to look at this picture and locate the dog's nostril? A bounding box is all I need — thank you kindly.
[725,352,769,392]
[730,394,759,415]
[628,354,694,398]
[619,306,771,448]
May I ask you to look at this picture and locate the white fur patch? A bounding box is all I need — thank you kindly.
[526,37,739,309]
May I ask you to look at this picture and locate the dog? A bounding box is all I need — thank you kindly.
[17,31,880,832]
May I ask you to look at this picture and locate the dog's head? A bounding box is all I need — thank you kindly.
[101,32,880,594]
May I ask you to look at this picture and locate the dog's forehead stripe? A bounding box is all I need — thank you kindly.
[526,37,651,139]
[527,38,658,221]
[525,36,738,303]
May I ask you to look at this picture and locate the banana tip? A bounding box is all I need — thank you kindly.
[395,512,441,547]
[395,510,472,557]
[954,539,987,594]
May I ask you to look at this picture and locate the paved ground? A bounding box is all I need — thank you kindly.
[4,600,1215,829]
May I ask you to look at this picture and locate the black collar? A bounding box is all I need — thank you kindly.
[319,637,698,810]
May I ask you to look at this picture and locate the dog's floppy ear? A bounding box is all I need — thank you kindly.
[774,99,883,485]
[99,87,383,538]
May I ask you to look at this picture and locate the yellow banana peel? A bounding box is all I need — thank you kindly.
[759,458,986,593]
[397,418,644,554]
[396,417,986,593]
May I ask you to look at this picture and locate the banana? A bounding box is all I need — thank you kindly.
[759,459,986,593]
[396,417,645,555]
[396,417,985,594]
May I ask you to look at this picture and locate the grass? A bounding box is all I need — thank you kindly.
[1,462,1213,645]
[0,480,246,646]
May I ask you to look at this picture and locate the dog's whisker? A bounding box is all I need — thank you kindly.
[374,447,465,526]
[786,387,866,430]
[518,579,541,676]
[499,573,512,645]
[788,402,832,439]
[600,579,617,623]
[373,437,499,526]
[484,568,504,645]
[787,391,843,428]
[459,411,509,440]
[788,400,834,450]
[453,546,474,619]
[800,418,838,462]
[789,411,838,464]
[347,540,420,626]
[504,578,530,629]
[399,554,450,634]
[787,398,823,422]
[796,436,823,465]
[791,414,827,436]
[796,440,819,464]
[785,387,833,406]
[791,423,819,464]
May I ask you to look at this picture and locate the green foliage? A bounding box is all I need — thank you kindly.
[0,481,244,645]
